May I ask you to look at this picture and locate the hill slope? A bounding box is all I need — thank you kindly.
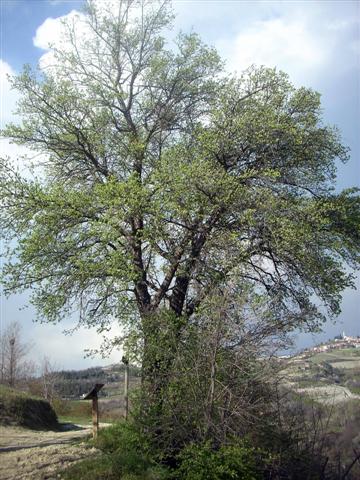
[283,347,360,403]
[0,386,58,429]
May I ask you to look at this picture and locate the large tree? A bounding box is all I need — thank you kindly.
[1,0,359,382]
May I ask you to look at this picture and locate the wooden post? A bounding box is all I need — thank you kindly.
[81,383,104,439]
[122,356,129,420]
[92,395,99,439]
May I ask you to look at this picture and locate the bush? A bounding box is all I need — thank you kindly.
[63,421,169,480]
[174,441,265,480]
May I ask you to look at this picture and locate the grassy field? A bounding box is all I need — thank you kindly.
[54,395,127,425]
[309,348,360,364]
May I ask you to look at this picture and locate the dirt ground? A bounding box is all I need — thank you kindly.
[0,424,102,480]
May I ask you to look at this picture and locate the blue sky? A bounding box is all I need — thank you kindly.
[0,0,359,368]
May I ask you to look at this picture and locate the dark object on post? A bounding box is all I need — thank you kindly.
[81,383,104,438]
[122,357,129,420]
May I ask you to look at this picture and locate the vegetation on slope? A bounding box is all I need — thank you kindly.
[0,385,58,430]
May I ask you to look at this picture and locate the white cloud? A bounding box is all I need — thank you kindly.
[33,10,84,50]
[0,59,45,176]
[2,292,123,370]
[170,1,359,87]
[0,138,47,178]
[0,59,19,126]
[31,0,360,85]
[33,10,87,72]
[224,18,327,79]
[327,19,351,31]
[34,322,123,369]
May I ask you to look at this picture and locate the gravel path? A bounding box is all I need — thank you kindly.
[0,424,102,480]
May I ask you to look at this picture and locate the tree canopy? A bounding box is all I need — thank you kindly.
[1,0,359,357]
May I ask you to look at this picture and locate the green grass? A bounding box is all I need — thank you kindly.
[347,386,360,395]
[310,348,360,364]
[54,398,121,425]
[58,415,91,426]
[0,385,41,400]
[333,348,360,357]
[61,455,116,480]
[53,399,91,422]
[62,457,167,480]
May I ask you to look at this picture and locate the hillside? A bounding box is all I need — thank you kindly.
[55,363,140,399]
[0,386,58,430]
[283,346,360,404]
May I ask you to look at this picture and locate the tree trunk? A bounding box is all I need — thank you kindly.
[139,309,185,436]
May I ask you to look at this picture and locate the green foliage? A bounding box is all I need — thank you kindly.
[63,422,266,480]
[95,422,168,478]
[131,290,287,459]
[174,441,264,480]
[63,421,169,480]
[95,421,147,454]
[1,1,359,340]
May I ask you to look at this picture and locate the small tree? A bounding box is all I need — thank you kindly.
[0,321,33,387]
[40,356,61,405]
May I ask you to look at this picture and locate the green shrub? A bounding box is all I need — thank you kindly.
[63,422,269,480]
[174,441,264,480]
[98,422,163,477]
[63,421,169,480]
[95,421,149,454]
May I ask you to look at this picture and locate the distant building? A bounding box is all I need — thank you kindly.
[334,331,347,341]
[304,332,360,354]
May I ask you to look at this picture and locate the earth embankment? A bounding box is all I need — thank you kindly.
[0,386,58,430]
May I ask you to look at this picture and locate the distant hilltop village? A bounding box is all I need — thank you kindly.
[304,332,360,355]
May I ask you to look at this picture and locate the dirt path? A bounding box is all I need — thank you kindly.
[0,424,103,480]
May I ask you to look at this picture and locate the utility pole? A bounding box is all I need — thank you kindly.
[122,356,129,420]
[9,337,15,387]
[0,338,5,384]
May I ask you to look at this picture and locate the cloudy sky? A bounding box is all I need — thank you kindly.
[0,0,359,369]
